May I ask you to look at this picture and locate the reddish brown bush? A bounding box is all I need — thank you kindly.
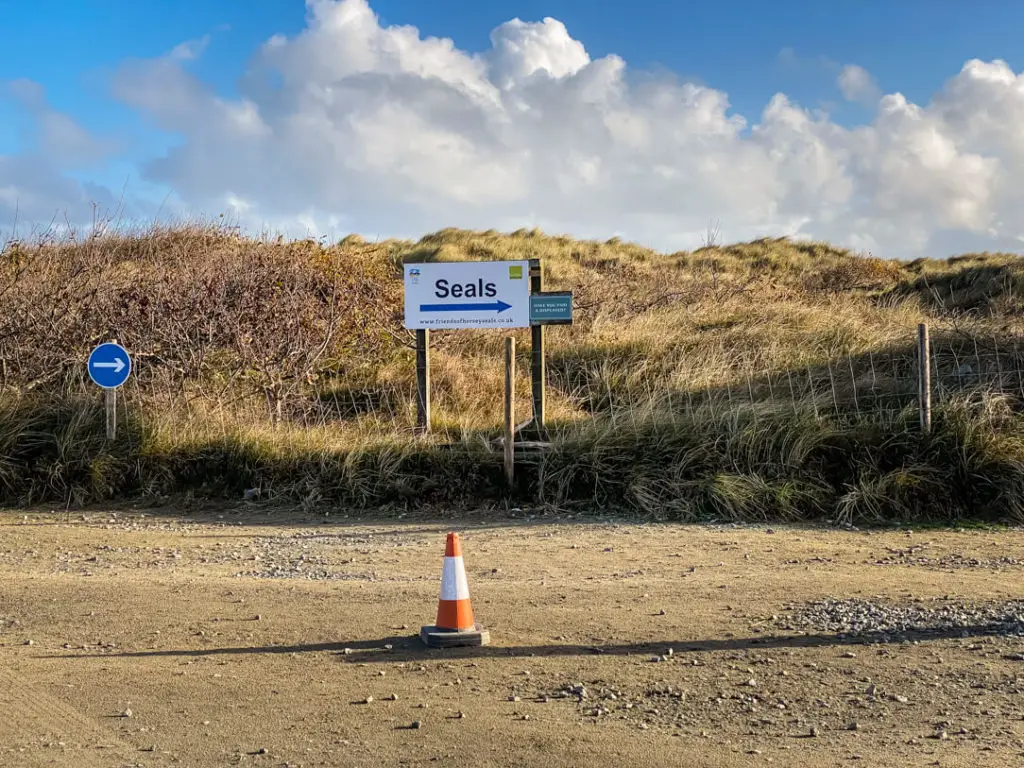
[0,225,403,419]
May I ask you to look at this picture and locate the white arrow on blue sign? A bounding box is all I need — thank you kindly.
[87,342,132,389]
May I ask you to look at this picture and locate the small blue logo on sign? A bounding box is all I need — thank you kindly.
[87,342,132,389]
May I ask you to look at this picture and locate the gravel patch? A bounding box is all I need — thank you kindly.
[3,518,438,582]
[773,598,1024,638]
[870,544,1024,570]
[533,649,1024,754]
[230,533,434,581]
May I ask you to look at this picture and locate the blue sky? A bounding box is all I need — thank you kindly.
[3,0,1024,257]
[7,0,1023,130]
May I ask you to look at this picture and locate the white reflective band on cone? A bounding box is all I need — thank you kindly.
[439,556,471,601]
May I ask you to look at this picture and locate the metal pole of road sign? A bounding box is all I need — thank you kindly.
[504,336,515,487]
[105,388,117,440]
[415,329,431,435]
[529,259,546,439]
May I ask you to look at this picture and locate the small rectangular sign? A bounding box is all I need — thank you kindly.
[404,261,531,329]
[530,291,573,325]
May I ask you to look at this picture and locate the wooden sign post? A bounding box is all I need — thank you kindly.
[504,337,515,486]
[415,329,431,434]
[529,259,546,439]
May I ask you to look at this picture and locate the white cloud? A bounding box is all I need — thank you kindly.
[6,79,118,168]
[170,35,212,62]
[837,64,881,105]
[0,154,113,232]
[0,80,130,235]
[8,0,1024,259]
[487,17,590,89]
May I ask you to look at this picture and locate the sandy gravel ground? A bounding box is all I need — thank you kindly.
[3,506,1024,767]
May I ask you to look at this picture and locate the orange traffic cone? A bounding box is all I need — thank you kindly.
[420,533,490,647]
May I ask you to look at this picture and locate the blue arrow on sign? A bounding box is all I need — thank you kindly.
[419,300,512,313]
[87,342,132,389]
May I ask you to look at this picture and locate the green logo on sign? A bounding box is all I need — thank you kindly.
[509,265,523,279]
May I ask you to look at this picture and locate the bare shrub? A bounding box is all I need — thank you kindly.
[0,225,402,420]
[804,256,905,294]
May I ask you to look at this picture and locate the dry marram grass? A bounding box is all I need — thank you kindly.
[3,222,1024,520]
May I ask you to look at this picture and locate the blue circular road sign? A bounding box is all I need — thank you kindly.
[87,342,132,389]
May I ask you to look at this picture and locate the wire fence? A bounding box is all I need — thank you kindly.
[537,322,1024,429]
[103,321,1024,446]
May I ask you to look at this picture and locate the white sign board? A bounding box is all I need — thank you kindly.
[404,261,531,330]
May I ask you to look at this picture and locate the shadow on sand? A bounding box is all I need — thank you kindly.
[50,622,1009,664]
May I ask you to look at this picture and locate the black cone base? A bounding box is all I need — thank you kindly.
[420,625,491,648]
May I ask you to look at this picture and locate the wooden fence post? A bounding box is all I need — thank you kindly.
[918,323,932,434]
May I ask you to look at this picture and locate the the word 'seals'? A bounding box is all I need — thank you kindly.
[433,279,497,298]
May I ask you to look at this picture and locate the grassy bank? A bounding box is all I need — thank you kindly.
[3,391,1023,524]
[3,224,1024,521]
